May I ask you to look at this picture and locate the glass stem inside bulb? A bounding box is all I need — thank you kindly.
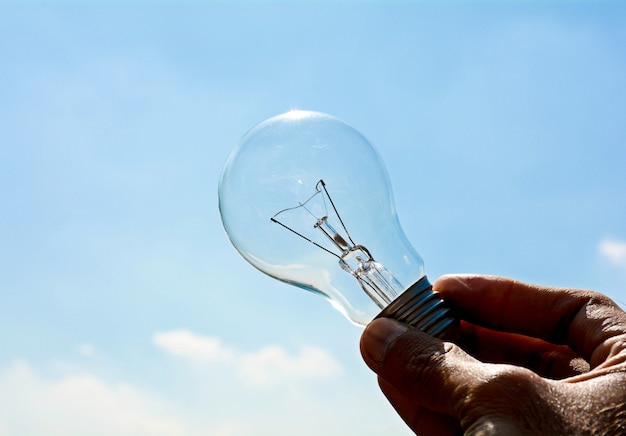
[338,246,403,308]
[271,179,404,310]
[315,216,352,252]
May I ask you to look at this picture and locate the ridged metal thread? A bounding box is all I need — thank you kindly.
[376,276,458,339]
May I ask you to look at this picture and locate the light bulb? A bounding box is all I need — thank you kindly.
[218,110,456,338]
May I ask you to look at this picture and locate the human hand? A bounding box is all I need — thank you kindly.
[360,274,626,435]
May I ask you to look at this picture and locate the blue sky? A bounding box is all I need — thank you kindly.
[1,1,625,435]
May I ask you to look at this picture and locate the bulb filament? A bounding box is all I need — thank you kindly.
[271,180,403,308]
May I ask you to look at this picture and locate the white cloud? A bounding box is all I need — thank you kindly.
[0,360,186,436]
[0,360,261,436]
[152,329,234,363]
[152,330,341,388]
[77,342,96,357]
[237,345,341,388]
[599,238,626,267]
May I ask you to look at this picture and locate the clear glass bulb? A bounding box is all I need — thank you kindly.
[219,110,456,337]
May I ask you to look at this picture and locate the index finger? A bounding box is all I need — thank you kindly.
[434,275,626,367]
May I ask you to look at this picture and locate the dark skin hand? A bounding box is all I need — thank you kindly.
[360,275,626,435]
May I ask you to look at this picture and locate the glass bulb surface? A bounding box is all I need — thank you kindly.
[219,110,453,334]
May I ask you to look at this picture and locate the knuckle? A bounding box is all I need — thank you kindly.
[466,365,545,410]
[460,366,553,434]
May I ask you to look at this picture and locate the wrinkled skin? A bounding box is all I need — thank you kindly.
[360,275,626,435]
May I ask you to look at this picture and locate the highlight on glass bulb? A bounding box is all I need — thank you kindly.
[218,110,456,338]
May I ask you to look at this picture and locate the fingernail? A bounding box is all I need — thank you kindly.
[362,318,408,365]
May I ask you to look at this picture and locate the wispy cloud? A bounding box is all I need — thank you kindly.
[152,329,341,388]
[0,360,185,436]
[153,330,234,363]
[77,342,96,358]
[599,238,626,267]
[0,360,253,436]
[237,345,341,387]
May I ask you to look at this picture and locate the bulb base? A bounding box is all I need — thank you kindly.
[375,276,458,340]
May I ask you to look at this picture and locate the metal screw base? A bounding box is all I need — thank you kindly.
[375,276,458,340]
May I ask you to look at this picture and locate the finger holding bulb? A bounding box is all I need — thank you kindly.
[360,275,626,435]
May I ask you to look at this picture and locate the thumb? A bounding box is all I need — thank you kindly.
[360,317,480,417]
[361,318,562,435]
